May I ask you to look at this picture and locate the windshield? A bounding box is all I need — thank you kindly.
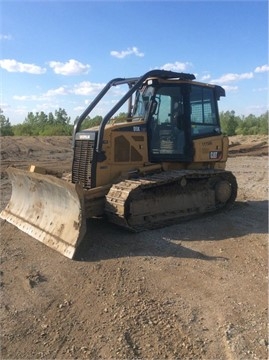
[133,86,154,118]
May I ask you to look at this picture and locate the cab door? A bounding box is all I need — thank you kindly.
[148,85,193,162]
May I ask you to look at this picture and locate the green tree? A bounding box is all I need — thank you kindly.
[40,108,73,135]
[23,111,46,135]
[236,114,257,135]
[40,124,73,136]
[54,108,70,125]
[12,123,33,136]
[220,111,239,136]
[47,112,55,125]
[112,112,128,123]
[0,109,13,136]
[15,108,73,135]
[80,115,102,129]
[257,111,268,134]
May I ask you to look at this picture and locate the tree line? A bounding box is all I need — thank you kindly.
[0,108,268,136]
[220,110,268,136]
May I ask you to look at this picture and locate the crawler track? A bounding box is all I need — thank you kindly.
[105,169,237,231]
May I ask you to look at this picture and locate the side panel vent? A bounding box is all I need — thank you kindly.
[114,134,144,163]
[131,146,143,161]
[72,140,95,189]
[114,135,130,162]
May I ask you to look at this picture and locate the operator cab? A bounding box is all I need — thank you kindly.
[133,79,223,163]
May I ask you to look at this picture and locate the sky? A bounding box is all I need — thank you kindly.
[0,0,268,125]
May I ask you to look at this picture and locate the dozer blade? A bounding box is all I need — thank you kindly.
[0,167,86,259]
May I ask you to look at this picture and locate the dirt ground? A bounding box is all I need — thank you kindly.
[0,135,268,360]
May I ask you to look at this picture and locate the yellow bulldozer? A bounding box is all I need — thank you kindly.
[1,70,237,259]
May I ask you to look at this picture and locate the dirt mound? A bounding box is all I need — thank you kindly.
[1,136,73,177]
[228,135,268,156]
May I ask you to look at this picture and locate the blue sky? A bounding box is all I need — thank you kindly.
[1,0,268,125]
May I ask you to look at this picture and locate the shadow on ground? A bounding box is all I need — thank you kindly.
[75,200,268,262]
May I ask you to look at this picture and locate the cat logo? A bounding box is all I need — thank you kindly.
[209,151,221,159]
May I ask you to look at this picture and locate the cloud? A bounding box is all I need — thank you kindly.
[13,82,105,105]
[212,72,253,84]
[0,102,10,113]
[199,74,211,81]
[33,102,60,113]
[13,95,40,101]
[13,87,68,101]
[49,59,91,75]
[222,85,239,92]
[44,86,69,96]
[254,64,269,73]
[73,105,85,113]
[252,87,268,92]
[0,34,12,41]
[159,61,192,72]
[72,81,105,95]
[110,47,144,59]
[0,59,46,74]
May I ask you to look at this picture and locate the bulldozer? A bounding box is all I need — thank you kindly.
[1,70,237,259]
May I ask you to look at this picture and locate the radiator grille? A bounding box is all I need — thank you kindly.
[72,140,95,189]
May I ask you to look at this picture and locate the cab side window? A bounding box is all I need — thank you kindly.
[190,86,221,137]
